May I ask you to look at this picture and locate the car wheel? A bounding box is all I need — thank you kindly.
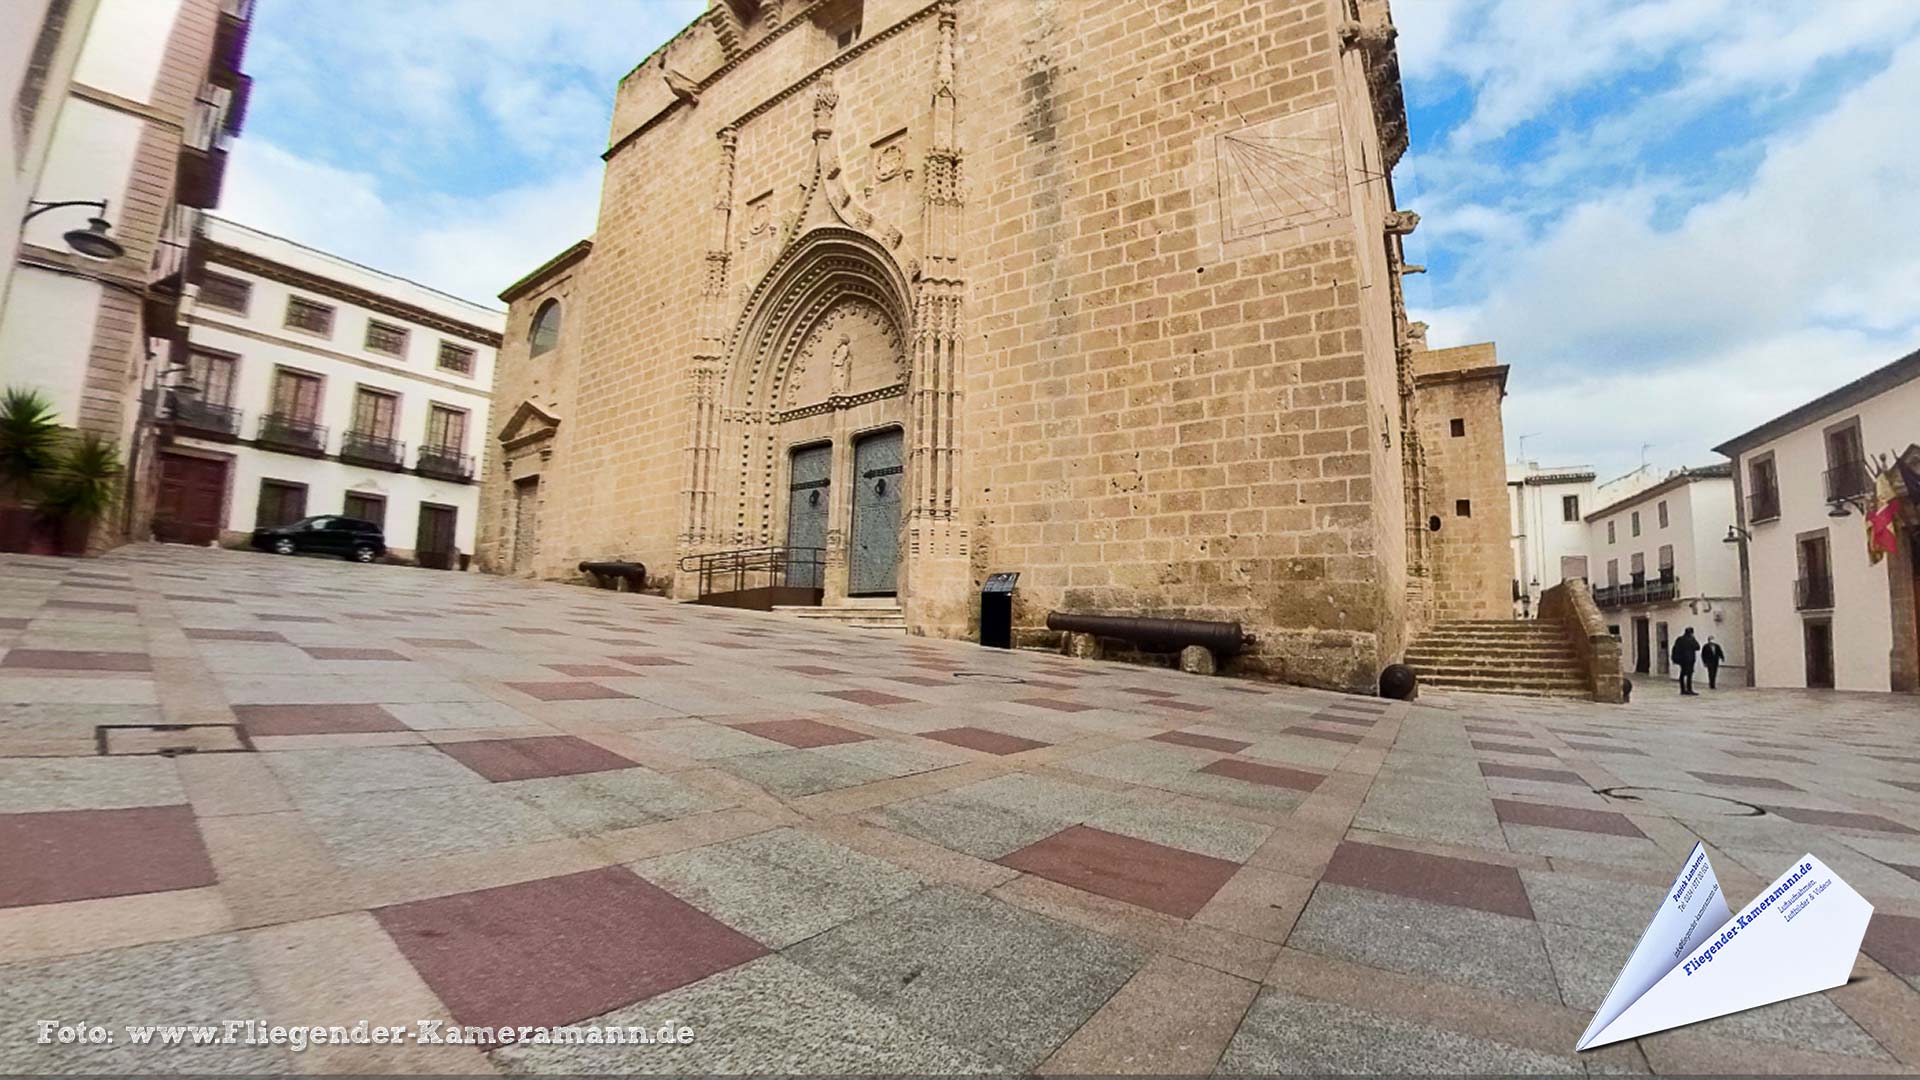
[353,546,377,564]
[272,538,297,556]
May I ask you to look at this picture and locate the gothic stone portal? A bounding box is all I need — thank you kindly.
[769,298,906,599]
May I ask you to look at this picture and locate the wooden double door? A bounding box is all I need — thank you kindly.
[155,453,229,545]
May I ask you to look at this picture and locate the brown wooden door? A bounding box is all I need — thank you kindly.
[154,454,227,545]
[1804,621,1835,689]
[416,503,457,569]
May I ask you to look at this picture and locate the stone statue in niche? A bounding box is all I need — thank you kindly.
[829,334,852,396]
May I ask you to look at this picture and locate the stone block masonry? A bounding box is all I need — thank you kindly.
[477,0,1495,693]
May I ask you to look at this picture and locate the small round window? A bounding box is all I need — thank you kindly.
[1428,515,1442,532]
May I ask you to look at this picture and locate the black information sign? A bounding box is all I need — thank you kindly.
[982,572,1019,593]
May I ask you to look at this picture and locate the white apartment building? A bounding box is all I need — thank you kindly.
[1508,462,1598,616]
[1584,465,1745,684]
[1715,349,1920,693]
[156,217,503,563]
[0,0,250,544]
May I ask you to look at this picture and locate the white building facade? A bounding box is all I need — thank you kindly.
[1584,465,1745,685]
[0,0,250,546]
[1715,349,1920,693]
[4,0,103,303]
[1508,462,1598,617]
[156,217,503,563]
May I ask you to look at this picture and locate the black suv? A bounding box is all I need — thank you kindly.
[251,516,387,563]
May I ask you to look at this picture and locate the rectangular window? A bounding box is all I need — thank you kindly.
[1606,559,1619,586]
[350,387,398,439]
[1449,418,1466,438]
[198,271,252,315]
[1657,500,1669,529]
[1749,455,1781,522]
[1630,510,1641,537]
[425,403,468,451]
[1607,521,1615,544]
[1795,532,1834,610]
[364,320,408,357]
[437,341,475,375]
[1630,552,1645,583]
[343,491,386,530]
[1657,544,1674,581]
[1823,421,1868,503]
[284,295,335,337]
[1561,494,1579,522]
[269,368,323,423]
[186,350,237,406]
[255,479,307,528]
[1454,499,1471,518]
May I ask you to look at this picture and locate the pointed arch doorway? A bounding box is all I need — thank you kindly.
[690,226,914,606]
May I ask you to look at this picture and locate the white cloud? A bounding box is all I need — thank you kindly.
[222,140,602,308]
[1401,0,1920,152]
[1415,38,1920,475]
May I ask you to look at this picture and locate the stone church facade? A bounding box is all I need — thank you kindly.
[478,0,1505,691]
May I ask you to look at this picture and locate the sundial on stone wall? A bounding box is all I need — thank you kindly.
[1213,102,1349,242]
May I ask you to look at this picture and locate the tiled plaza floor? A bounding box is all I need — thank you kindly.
[1,544,1917,1075]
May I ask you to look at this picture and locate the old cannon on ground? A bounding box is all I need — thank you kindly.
[1044,611,1247,674]
[578,560,647,592]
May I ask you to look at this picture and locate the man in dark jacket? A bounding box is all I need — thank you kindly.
[1701,636,1725,689]
[1672,627,1701,696]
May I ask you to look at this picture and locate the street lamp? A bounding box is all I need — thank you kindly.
[21,199,126,261]
[1722,525,1752,544]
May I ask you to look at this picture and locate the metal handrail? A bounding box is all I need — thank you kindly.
[676,546,826,598]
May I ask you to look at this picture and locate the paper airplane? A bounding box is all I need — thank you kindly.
[1576,842,1873,1050]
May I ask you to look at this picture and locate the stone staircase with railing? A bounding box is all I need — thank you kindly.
[1405,619,1593,699]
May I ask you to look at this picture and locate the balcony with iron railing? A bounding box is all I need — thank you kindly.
[1824,460,1872,505]
[212,0,254,87]
[415,444,474,482]
[1795,574,1834,611]
[256,412,328,456]
[1593,575,1680,609]
[1748,488,1782,524]
[339,430,406,470]
[165,396,242,441]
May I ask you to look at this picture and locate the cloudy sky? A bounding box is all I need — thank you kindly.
[223,0,1920,478]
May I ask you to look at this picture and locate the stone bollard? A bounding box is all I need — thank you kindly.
[1064,632,1102,659]
[1178,645,1217,675]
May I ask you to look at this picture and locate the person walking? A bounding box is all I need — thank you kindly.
[1672,627,1701,696]
[1702,636,1725,690]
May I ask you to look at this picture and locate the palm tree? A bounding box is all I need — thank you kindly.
[37,433,123,526]
[0,387,62,502]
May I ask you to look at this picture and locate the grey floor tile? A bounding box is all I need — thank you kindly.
[1219,989,1582,1074]
[785,886,1143,1071]
[634,828,925,948]
[1289,883,1561,1003]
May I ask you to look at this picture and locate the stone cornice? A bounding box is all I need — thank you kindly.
[203,242,504,347]
[499,240,593,303]
[602,0,945,163]
[187,312,494,400]
[69,81,185,131]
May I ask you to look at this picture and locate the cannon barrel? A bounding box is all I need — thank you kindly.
[1044,612,1245,656]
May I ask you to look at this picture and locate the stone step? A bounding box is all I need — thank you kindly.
[1416,672,1593,697]
[1412,651,1583,667]
[1420,627,1570,640]
[1422,681,1595,700]
[1407,652,1579,668]
[1421,623,1568,634]
[1407,658,1585,678]
[772,605,906,631]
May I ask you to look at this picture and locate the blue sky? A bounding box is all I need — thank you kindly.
[222,0,1920,477]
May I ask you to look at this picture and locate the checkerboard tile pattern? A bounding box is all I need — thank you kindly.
[1,544,1916,1075]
